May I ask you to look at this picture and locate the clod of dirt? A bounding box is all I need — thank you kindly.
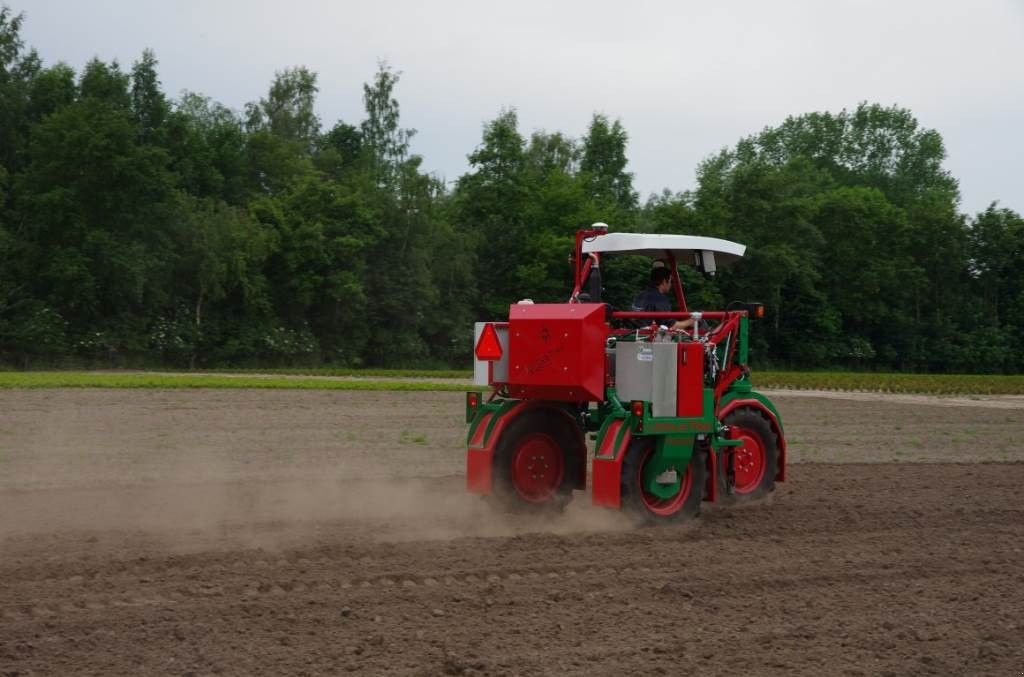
[340,607,352,618]
[656,582,693,598]
[914,628,936,642]
[432,609,445,617]
[442,651,466,675]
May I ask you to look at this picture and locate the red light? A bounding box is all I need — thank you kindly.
[475,324,503,361]
[467,392,479,408]
[631,400,645,418]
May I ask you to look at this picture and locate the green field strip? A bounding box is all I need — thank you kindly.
[758,371,1024,396]
[206,367,474,379]
[0,370,1021,395]
[0,372,484,392]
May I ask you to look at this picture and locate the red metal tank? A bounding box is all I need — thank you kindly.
[504,303,607,402]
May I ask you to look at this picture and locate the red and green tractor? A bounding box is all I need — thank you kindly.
[465,223,786,522]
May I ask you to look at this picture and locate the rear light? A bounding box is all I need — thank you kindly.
[466,391,481,423]
[631,400,646,431]
[741,302,764,319]
[730,301,765,318]
[474,323,503,361]
[631,400,645,418]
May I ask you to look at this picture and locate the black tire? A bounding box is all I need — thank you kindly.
[717,407,779,503]
[490,408,583,513]
[620,437,706,524]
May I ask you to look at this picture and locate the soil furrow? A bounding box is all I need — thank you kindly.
[2,390,1023,675]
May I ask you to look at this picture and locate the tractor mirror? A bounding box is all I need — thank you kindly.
[696,250,717,276]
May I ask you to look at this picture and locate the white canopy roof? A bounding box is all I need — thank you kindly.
[581,232,746,268]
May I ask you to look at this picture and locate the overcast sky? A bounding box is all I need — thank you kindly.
[15,0,1024,216]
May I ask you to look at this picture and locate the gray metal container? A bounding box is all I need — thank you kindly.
[614,342,678,417]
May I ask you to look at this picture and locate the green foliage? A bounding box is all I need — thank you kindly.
[399,430,429,445]
[0,9,1020,375]
[130,50,168,143]
[360,62,413,189]
[685,103,1014,372]
[168,92,248,203]
[245,66,320,145]
[580,113,637,211]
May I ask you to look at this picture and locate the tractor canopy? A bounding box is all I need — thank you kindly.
[571,228,747,308]
[581,232,746,271]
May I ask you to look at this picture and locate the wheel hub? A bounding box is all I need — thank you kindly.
[510,433,564,503]
[731,431,767,493]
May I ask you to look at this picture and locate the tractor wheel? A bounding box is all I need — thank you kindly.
[620,438,706,524]
[490,408,582,512]
[718,408,779,502]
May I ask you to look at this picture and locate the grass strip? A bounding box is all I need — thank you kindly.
[210,369,1023,393]
[758,371,1024,395]
[207,367,474,379]
[1,370,1021,395]
[0,372,483,392]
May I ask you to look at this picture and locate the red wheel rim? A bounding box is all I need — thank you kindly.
[510,433,565,503]
[731,430,767,494]
[637,446,693,516]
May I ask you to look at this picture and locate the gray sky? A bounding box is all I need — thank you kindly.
[16,0,1024,216]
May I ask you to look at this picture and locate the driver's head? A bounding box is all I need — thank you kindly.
[650,267,671,293]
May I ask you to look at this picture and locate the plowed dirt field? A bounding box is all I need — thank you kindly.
[1,389,1022,675]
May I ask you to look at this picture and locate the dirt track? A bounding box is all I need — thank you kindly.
[1,389,1023,675]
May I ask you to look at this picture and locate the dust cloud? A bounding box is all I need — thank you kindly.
[3,386,1021,558]
[0,447,635,556]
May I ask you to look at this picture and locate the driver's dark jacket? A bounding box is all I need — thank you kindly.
[626,280,675,321]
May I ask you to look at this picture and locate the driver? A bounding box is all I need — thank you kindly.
[631,265,694,331]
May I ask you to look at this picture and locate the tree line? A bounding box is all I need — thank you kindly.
[1,8,1021,372]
